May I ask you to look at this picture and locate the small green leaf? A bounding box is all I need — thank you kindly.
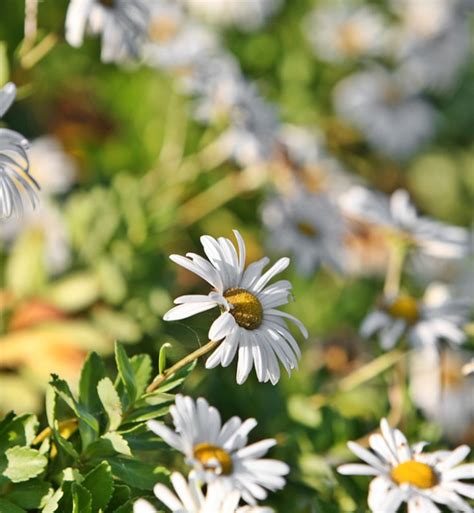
[130,354,153,397]
[102,432,131,456]
[0,497,26,513]
[154,361,196,393]
[72,483,92,513]
[83,461,114,512]
[4,446,48,483]
[115,343,137,404]
[108,457,168,490]
[98,378,122,431]
[158,343,172,374]
[7,480,51,509]
[107,485,130,512]
[79,352,107,415]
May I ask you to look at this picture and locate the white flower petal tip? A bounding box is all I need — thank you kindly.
[164,231,306,385]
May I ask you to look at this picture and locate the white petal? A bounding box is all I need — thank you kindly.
[209,312,236,341]
[337,464,381,476]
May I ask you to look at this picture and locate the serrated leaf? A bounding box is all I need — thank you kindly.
[102,432,131,456]
[108,457,168,490]
[79,352,107,415]
[7,479,51,509]
[4,446,48,483]
[130,354,153,397]
[98,378,122,431]
[41,488,63,513]
[115,343,137,404]
[83,461,114,512]
[72,483,92,513]
[0,414,39,452]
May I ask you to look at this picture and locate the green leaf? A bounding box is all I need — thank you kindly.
[98,378,123,431]
[119,424,164,452]
[0,414,38,452]
[102,432,131,456]
[158,343,172,374]
[154,361,196,393]
[0,42,10,87]
[45,387,57,430]
[115,500,134,513]
[122,405,170,424]
[7,480,51,509]
[0,498,26,513]
[115,343,137,404]
[41,488,63,513]
[106,484,130,512]
[79,352,107,415]
[108,457,168,490]
[130,354,153,397]
[52,422,79,460]
[83,461,114,512]
[3,446,48,483]
[72,483,92,513]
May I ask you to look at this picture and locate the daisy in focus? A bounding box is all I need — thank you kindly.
[133,472,273,513]
[65,0,151,63]
[305,3,387,63]
[147,395,289,505]
[333,68,436,159]
[0,83,39,219]
[340,187,470,260]
[261,190,347,275]
[360,286,470,350]
[164,230,307,384]
[338,418,474,513]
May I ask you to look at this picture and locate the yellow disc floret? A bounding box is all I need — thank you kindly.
[296,221,318,238]
[391,460,437,489]
[386,295,419,324]
[193,443,233,475]
[224,288,263,330]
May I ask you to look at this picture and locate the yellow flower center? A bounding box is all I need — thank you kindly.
[297,221,318,238]
[193,443,233,475]
[386,295,419,324]
[148,17,179,43]
[391,460,437,489]
[224,288,263,330]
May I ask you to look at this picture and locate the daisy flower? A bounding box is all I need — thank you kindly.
[164,230,307,384]
[65,0,151,63]
[148,396,288,505]
[340,187,470,260]
[410,346,474,443]
[261,190,347,275]
[133,472,274,513]
[360,286,470,350]
[304,3,387,63]
[333,67,436,159]
[338,417,474,513]
[0,83,39,219]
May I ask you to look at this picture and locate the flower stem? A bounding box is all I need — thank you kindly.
[146,340,220,393]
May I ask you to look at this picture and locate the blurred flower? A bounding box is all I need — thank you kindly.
[360,286,470,350]
[410,346,474,443]
[142,1,217,70]
[338,417,474,513]
[164,230,307,384]
[395,20,470,93]
[183,0,281,32]
[333,68,436,159]
[261,190,347,275]
[340,187,470,259]
[65,0,151,63]
[134,472,274,513]
[0,83,39,218]
[305,3,387,63]
[148,395,288,505]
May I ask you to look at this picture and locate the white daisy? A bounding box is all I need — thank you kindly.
[65,0,151,63]
[340,187,470,260]
[133,472,274,513]
[333,68,436,159]
[0,83,39,219]
[338,417,474,513]
[410,346,474,443]
[304,3,387,63]
[164,230,307,384]
[261,190,347,275]
[148,395,289,505]
[360,286,470,350]
[142,1,217,71]
[183,0,281,32]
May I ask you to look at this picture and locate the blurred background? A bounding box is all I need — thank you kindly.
[1,0,473,511]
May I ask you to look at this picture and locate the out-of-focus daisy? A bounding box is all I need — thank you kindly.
[142,1,217,70]
[261,190,347,275]
[65,0,151,63]
[134,473,274,513]
[338,417,474,513]
[183,0,281,32]
[164,230,307,384]
[333,68,436,159]
[360,285,470,350]
[148,395,288,505]
[395,21,470,93]
[410,346,474,443]
[304,3,386,63]
[340,187,470,260]
[0,83,39,218]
